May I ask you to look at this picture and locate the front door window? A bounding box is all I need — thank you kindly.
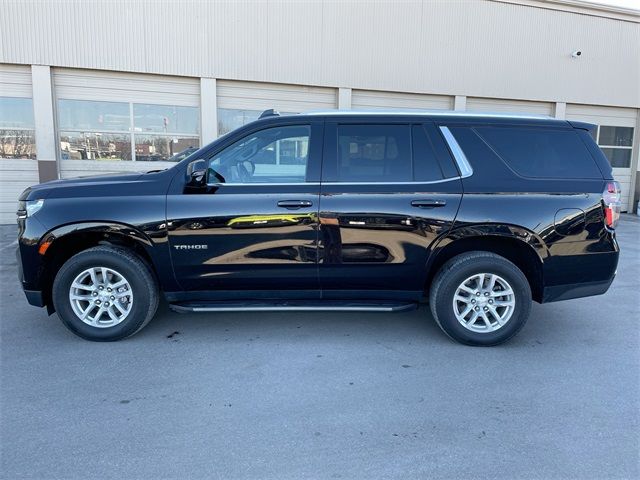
[207,125,310,184]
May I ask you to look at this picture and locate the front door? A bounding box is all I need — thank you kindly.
[318,120,462,298]
[167,121,323,296]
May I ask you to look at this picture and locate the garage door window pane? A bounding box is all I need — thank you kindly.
[217,108,298,136]
[217,109,262,136]
[133,104,199,135]
[135,135,200,162]
[58,99,130,131]
[599,126,633,147]
[0,97,34,129]
[1,130,36,159]
[60,131,132,161]
[600,148,631,168]
[337,125,412,182]
[0,97,36,160]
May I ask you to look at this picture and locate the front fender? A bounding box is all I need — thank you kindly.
[37,221,178,293]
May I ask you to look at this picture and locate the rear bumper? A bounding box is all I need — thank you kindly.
[541,275,615,303]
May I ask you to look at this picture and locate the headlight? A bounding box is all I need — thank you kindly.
[17,199,44,219]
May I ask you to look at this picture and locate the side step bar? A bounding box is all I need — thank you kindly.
[170,300,417,313]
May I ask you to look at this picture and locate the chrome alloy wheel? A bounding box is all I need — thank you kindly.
[68,267,133,328]
[452,273,515,333]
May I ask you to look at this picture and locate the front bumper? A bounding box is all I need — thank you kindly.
[23,288,45,307]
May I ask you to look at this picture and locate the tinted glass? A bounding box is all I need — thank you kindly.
[58,99,130,131]
[598,126,633,147]
[0,97,34,129]
[337,124,411,182]
[475,127,602,179]
[208,125,309,183]
[601,148,631,168]
[133,104,199,134]
[412,124,444,181]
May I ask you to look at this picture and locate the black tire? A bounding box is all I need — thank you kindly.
[429,251,531,346]
[52,246,159,341]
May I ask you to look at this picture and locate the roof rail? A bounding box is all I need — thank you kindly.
[259,109,280,119]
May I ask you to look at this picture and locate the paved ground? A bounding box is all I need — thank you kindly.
[1,216,638,480]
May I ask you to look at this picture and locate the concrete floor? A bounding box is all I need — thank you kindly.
[1,216,638,479]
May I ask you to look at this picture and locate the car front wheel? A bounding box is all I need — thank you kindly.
[429,251,532,346]
[52,246,159,341]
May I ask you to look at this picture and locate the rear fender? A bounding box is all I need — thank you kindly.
[426,223,547,301]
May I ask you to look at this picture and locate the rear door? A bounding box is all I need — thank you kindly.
[318,119,462,297]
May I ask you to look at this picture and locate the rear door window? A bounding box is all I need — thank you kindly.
[474,126,602,179]
[336,124,412,182]
[329,123,446,183]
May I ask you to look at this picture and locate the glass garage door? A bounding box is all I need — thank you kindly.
[567,104,638,212]
[52,68,201,178]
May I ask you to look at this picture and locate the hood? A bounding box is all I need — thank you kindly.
[19,171,166,201]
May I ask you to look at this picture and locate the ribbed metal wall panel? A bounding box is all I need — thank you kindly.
[351,90,453,111]
[0,63,32,97]
[217,80,337,112]
[466,97,555,115]
[1,1,637,108]
[53,68,199,106]
[0,160,38,224]
[566,104,637,127]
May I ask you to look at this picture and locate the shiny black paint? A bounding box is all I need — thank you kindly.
[17,113,619,311]
[166,121,324,292]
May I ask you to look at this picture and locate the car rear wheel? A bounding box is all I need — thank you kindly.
[52,246,159,341]
[429,251,531,346]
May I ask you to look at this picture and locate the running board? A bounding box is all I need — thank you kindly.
[169,300,417,313]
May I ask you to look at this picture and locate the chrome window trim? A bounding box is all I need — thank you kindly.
[322,177,460,185]
[439,126,473,178]
[206,177,460,187]
[207,182,317,187]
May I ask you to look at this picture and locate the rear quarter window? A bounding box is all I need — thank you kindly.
[474,126,602,179]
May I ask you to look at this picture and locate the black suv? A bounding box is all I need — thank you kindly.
[17,111,621,346]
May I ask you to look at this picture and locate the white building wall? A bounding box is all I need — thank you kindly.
[351,90,453,111]
[1,0,638,108]
[1,1,639,219]
[216,81,337,112]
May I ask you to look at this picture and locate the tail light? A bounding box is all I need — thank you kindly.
[602,181,621,229]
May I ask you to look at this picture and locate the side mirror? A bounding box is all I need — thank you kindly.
[187,159,207,187]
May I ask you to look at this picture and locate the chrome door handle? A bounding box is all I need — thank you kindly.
[277,200,313,209]
[411,199,447,208]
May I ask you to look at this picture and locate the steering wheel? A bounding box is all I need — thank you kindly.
[237,160,254,182]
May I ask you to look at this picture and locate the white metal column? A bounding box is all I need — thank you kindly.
[338,88,352,110]
[454,95,466,111]
[31,65,58,181]
[200,77,217,142]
